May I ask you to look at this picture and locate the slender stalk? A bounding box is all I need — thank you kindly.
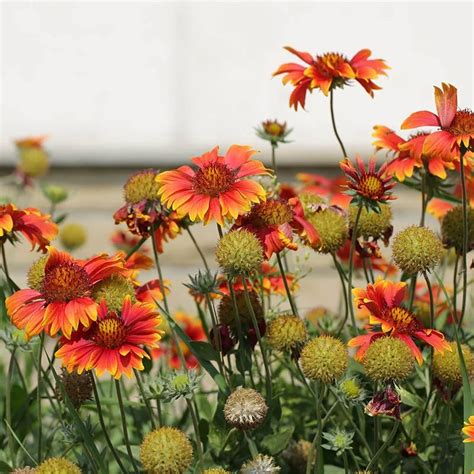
[185,398,204,464]
[329,89,347,157]
[125,236,147,261]
[420,170,427,227]
[453,254,459,318]
[91,377,127,474]
[347,205,362,327]
[306,384,326,474]
[6,347,17,464]
[242,282,273,402]
[37,334,44,462]
[134,369,157,429]
[343,451,349,474]
[333,253,350,335]
[186,227,210,271]
[115,380,139,474]
[366,420,400,471]
[458,148,469,327]
[276,252,299,316]
[271,143,277,174]
[408,275,417,311]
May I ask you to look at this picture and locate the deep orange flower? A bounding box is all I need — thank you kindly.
[6,248,125,339]
[296,173,352,208]
[273,47,389,110]
[135,279,170,305]
[340,156,396,206]
[55,297,162,379]
[156,145,269,225]
[402,83,474,162]
[0,203,58,252]
[372,125,453,180]
[232,197,318,258]
[427,177,474,218]
[348,279,450,364]
[152,311,206,369]
[462,416,474,443]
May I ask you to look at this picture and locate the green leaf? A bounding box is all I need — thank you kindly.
[323,466,345,474]
[398,386,424,409]
[190,341,219,362]
[261,426,294,455]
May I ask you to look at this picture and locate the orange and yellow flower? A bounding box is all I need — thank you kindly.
[296,173,352,208]
[55,297,162,379]
[401,83,474,162]
[0,203,58,252]
[232,197,318,258]
[340,156,396,206]
[6,248,125,339]
[273,47,389,110]
[348,279,450,364]
[462,416,474,443]
[156,145,269,225]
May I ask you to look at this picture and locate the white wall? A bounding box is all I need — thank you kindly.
[1,1,472,166]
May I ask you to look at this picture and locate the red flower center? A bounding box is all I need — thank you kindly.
[314,52,348,78]
[359,175,384,199]
[193,163,236,197]
[249,200,294,227]
[386,307,421,333]
[93,317,127,348]
[447,109,474,136]
[41,262,91,302]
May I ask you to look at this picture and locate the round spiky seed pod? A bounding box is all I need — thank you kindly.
[299,336,348,384]
[224,388,268,430]
[441,205,474,254]
[124,169,160,204]
[306,208,348,254]
[216,230,264,275]
[56,369,93,409]
[92,274,136,313]
[392,225,443,275]
[267,314,307,352]
[362,337,414,382]
[36,457,81,474]
[433,341,474,386]
[218,289,264,327]
[140,427,193,474]
[349,203,392,240]
[240,454,280,473]
[59,223,87,251]
[27,256,48,291]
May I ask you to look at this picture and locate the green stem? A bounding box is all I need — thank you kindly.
[134,369,157,429]
[366,420,400,471]
[329,89,348,157]
[271,143,277,174]
[186,398,204,464]
[276,252,299,316]
[37,334,44,462]
[347,205,362,327]
[115,380,139,474]
[242,282,272,403]
[6,347,17,464]
[306,384,326,474]
[420,170,427,227]
[458,148,469,327]
[186,227,210,272]
[125,236,147,261]
[91,376,127,473]
[333,253,349,335]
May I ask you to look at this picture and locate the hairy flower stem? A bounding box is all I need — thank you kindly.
[186,398,204,464]
[124,236,147,261]
[458,147,469,327]
[333,253,349,335]
[420,170,428,227]
[91,377,127,474]
[186,226,210,272]
[271,143,277,174]
[276,252,299,316]
[115,380,139,474]
[329,89,348,158]
[37,334,44,462]
[134,368,157,429]
[306,384,326,474]
[347,204,362,327]
[242,282,273,403]
[6,347,17,464]
[366,420,400,471]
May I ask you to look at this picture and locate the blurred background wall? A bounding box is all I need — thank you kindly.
[1,1,472,167]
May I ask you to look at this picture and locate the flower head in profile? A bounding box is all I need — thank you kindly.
[273,47,389,110]
[232,197,318,258]
[156,145,269,225]
[372,125,453,180]
[56,297,162,378]
[348,279,451,364]
[340,156,396,210]
[401,83,474,161]
[462,416,474,443]
[365,384,401,419]
[0,203,58,252]
[255,119,292,146]
[6,248,125,339]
